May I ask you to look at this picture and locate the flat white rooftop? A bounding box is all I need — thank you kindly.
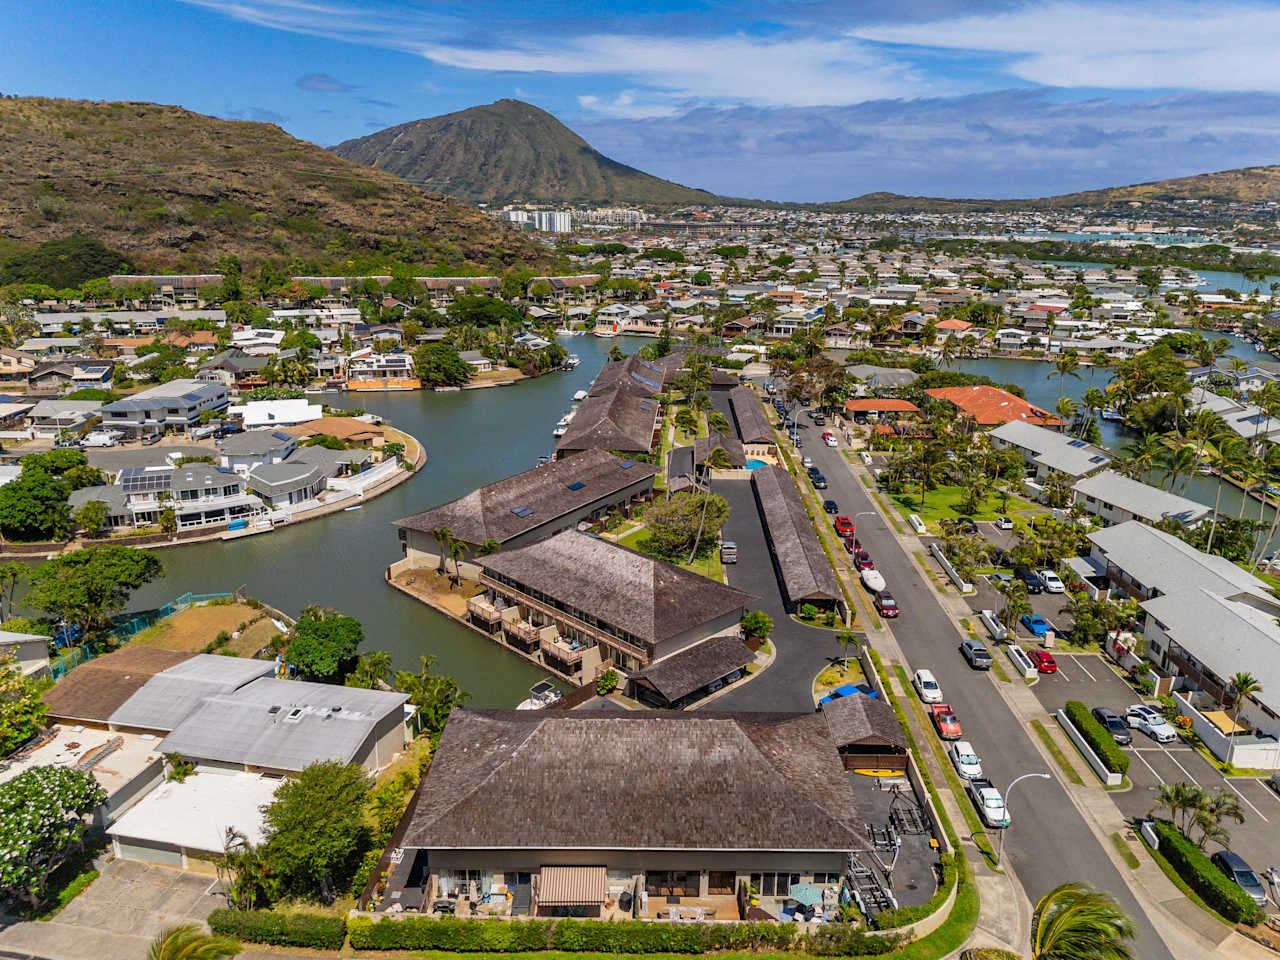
[108,767,281,853]
[0,724,161,796]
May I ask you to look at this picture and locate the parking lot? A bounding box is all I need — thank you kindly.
[964,571,1075,643]
[1028,651,1280,879]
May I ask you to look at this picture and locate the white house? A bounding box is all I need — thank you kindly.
[1072,471,1210,528]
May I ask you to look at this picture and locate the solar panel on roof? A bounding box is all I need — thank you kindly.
[1067,439,1087,448]
[511,506,533,518]
[619,460,636,469]
[566,481,585,491]
[1089,455,1107,463]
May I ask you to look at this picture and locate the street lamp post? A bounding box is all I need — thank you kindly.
[995,772,1051,869]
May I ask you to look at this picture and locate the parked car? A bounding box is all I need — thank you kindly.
[720,541,738,564]
[141,432,164,445]
[967,778,1010,828]
[960,638,993,670]
[1037,570,1065,593]
[1014,565,1043,594]
[823,499,839,514]
[1210,850,1268,907]
[930,703,962,739]
[1028,649,1057,674]
[854,550,874,571]
[874,591,899,618]
[802,456,814,469]
[806,465,820,478]
[994,516,1014,531]
[1091,707,1133,746]
[824,434,838,447]
[1020,613,1050,638]
[1125,704,1178,743]
[812,475,827,489]
[833,516,855,537]
[950,741,983,779]
[956,517,978,534]
[913,669,942,703]
[989,572,1013,586]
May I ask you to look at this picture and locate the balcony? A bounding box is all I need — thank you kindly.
[540,632,586,665]
[481,575,648,662]
[466,597,502,623]
[506,619,543,644]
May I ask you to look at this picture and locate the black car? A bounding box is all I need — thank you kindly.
[1091,707,1132,746]
[823,499,839,514]
[1013,565,1043,594]
[807,466,821,478]
[812,475,828,489]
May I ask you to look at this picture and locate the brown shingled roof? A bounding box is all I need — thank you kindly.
[820,693,906,750]
[555,383,660,457]
[729,385,772,444]
[629,635,754,703]
[751,465,841,605]
[394,450,656,546]
[42,647,194,724]
[401,709,870,852]
[480,530,756,648]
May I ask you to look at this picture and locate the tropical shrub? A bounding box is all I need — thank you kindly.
[205,909,346,950]
[1151,819,1264,924]
[1064,700,1130,775]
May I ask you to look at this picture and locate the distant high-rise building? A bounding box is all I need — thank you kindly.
[529,210,572,233]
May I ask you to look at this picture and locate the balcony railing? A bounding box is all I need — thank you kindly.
[481,575,648,661]
[540,632,584,664]
[506,619,542,644]
[466,597,502,623]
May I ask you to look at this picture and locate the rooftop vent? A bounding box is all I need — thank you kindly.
[267,705,281,714]
[511,506,533,518]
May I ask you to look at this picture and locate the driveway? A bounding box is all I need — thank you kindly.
[793,405,1176,960]
[85,445,214,472]
[0,859,223,960]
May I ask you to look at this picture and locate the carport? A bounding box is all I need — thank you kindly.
[820,692,908,772]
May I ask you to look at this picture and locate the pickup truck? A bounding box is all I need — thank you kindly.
[930,703,962,740]
[967,778,1010,829]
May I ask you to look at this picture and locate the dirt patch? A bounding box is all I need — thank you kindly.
[129,602,283,657]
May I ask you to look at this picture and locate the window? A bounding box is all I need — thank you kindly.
[812,872,841,885]
[751,872,794,897]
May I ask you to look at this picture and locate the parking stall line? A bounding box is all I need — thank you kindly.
[1071,656,1097,681]
[1223,778,1270,823]
[1160,746,1200,783]
[1129,747,1165,785]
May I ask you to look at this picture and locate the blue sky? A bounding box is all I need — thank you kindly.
[2,0,1279,201]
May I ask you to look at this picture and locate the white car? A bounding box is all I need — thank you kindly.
[913,669,943,704]
[950,741,983,779]
[802,456,814,468]
[994,516,1014,531]
[1037,570,1065,593]
[80,430,120,448]
[824,435,838,448]
[1126,704,1179,743]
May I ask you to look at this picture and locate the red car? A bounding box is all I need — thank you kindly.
[930,703,963,740]
[854,550,874,571]
[874,591,899,618]
[1028,650,1058,674]
[833,516,855,538]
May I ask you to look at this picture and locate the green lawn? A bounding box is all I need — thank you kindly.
[616,526,724,582]
[889,484,1042,527]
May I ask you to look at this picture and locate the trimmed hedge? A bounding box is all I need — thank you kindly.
[347,917,799,954]
[1152,820,1265,925]
[348,916,553,951]
[207,909,346,950]
[800,925,901,956]
[1064,700,1130,775]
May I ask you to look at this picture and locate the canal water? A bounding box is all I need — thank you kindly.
[129,333,620,707]
[1038,259,1280,297]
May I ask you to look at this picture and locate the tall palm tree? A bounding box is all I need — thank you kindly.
[1049,351,1082,401]
[1226,672,1262,766]
[430,526,454,574]
[1151,782,1205,838]
[1205,435,1245,554]
[1119,434,1162,480]
[1030,882,1135,960]
[147,925,241,960]
[1156,442,1197,494]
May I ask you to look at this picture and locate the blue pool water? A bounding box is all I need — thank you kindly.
[745,459,767,470]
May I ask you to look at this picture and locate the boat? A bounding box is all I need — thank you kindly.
[343,504,363,511]
[593,320,618,338]
[552,425,568,437]
[536,454,551,466]
[516,680,563,710]
[1100,407,1124,421]
[860,569,887,594]
[555,409,577,429]
[572,389,588,401]
[565,354,581,368]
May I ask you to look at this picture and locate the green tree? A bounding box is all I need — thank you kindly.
[159,508,177,536]
[147,924,241,960]
[641,491,729,561]
[27,546,163,638]
[1030,882,1135,960]
[1226,672,1262,768]
[412,343,473,387]
[0,653,48,755]
[345,651,394,689]
[740,609,774,639]
[61,464,103,491]
[286,610,364,683]
[71,500,109,538]
[835,630,858,665]
[393,654,469,745]
[260,761,370,903]
[0,766,106,910]
[0,471,71,541]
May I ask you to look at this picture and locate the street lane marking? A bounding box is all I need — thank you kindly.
[1253,780,1280,808]
[1224,778,1269,822]
[1072,656,1097,681]
[1128,746,1165,785]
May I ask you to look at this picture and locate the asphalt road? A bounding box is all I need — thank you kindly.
[798,418,1176,960]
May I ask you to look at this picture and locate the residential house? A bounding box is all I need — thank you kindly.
[459,350,493,373]
[988,420,1112,482]
[27,398,101,438]
[70,462,264,531]
[197,349,272,389]
[396,450,656,577]
[0,629,51,678]
[626,635,754,709]
[555,378,661,460]
[99,379,229,437]
[844,398,920,422]
[392,709,869,917]
[281,416,385,447]
[227,399,324,430]
[924,385,1061,428]
[246,461,327,508]
[845,364,919,391]
[1072,471,1210,529]
[473,530,755,677]
[217,430,298,476]
[0,349,37,388]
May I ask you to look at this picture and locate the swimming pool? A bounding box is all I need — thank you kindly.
[745,459,767,470]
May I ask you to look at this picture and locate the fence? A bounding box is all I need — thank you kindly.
[48,591,234,678]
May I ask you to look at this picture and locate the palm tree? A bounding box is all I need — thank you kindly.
[147,924,241,960]
[1119,434,1162,480]
[430,526,454,574]
[1152,782,1205,837]
[1205,435,1245,554]
[476,538,500,557]
[938,334,959,368]
[345,651,393,689]
[1049,351,1082,401]
[449,538,468,579]
[1156,442,1197,494]
[1055,396,1078,433]
[1226,672,1262,767]
[1030,882,1135,960]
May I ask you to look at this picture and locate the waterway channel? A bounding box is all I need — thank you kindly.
[124,329,1279,705]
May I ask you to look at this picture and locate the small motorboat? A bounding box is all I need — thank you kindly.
[516,680,563,710]
[860,568,887,594]
[572,389,588,401]
[565,353,581,366]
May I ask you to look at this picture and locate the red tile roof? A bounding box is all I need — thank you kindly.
[845,398,920,413]
[924,385,1061,426]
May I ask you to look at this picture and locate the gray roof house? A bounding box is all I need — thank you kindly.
[394,709,870,917]
[989,420,1112,481]
[845,364,919,390]
[99,379,229,436]
[107,654,276,733]
[217,430,298,475]
[246,461,326,508]
[158,677,409,775]
[1072,470,1210,528]
[750,465,841,610]
[728,385,773,445]
[27,399,102,437]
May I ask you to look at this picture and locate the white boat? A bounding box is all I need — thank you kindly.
[1100,407,1124,421]
[861,569,887,594]
[565,354,581,367]
[553,425,568,437]
[593,321,618,338]
[556,409,577,429]
[572,389,588,401]
[516,680,563,710]
[343,504,363,511]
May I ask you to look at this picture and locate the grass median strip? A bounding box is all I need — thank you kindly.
[1030,719,1085,786]
[1109,832,1140,870]
[913,552,946,593]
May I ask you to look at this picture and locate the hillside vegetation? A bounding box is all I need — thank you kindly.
[0,96,553,273]
[333,99,718,206]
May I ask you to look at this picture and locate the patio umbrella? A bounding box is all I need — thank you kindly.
[787,883,823,907]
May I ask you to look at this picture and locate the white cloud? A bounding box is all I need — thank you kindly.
[848,2,1280,92]
[577,91,680,119]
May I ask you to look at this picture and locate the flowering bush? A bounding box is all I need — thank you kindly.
[0,766,105,909]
